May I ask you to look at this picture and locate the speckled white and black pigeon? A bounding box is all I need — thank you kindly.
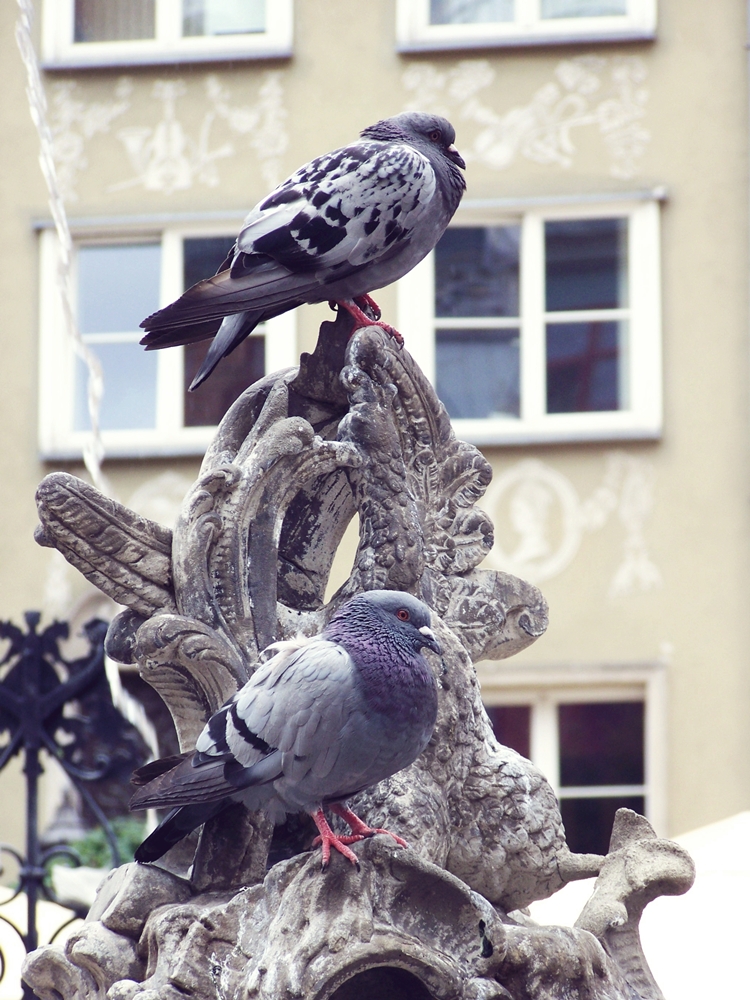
[130,590,441,867]
[139,112,466,389]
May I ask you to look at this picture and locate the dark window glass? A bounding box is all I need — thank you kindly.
[485,705,531,759]
[430,0,513,24]
[183,236,233,290]
[558,701,644,787]
[182,237,264,427]
[545,218,627,312]
[74,0,155,41]
[436,329,520,419]
[546,320,624,413]
[435,227,520,318]
[560,796,644,855]
[184,337,265,426]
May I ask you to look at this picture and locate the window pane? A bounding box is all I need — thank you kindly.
[78,244,161,334]
[436,329,520,419]
[74,0,155,41]
[182,237,263,426]
[545,218,628,312]
[435,227,520,318]
[430,0,514,23]
[546,320,626,413]
[485,705,531,759]
[541,0,626,16]
[561,796,644,855]
[558,701,644,786]
[74,343,157,431]
[183,0,265,36]
[183,236,233,290]
[184,336,265,426]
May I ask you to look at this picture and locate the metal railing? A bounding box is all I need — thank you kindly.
[0,613,142,999]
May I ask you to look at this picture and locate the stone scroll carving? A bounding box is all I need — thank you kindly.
[27,312,693,999]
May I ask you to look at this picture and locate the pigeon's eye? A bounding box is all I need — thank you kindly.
[396,609,410,621]
[428,130,441,143]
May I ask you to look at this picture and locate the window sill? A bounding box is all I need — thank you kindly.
[42,42,292,70]
[39,429,217,462]
[397,26,655,53]
[452,415,662,448]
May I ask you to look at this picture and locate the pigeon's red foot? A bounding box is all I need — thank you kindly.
[331,299,405,348]
[310,803,410,868]
[330,803,409,850]
[310,807,360,868]
[354,293,382,321]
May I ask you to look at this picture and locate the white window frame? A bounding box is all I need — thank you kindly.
[398,192,663,447]
[477,658,667,836]
[396,0,656,51]
[41,0,293,69]
[37,219,297,460]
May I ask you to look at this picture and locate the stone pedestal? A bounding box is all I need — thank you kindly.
[28,313,693,999]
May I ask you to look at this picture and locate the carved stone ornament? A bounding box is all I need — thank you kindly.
[26,312,694,999]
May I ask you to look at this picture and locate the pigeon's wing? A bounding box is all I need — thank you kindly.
[130,638,360,810]
[200,638,361,780]
[139,140,437,341]
[233,140,438,272]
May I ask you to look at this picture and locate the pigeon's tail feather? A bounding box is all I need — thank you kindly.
[142,318,224,351]
[132,753,191,786]
[130,753,234,809]
[134,802,225,863]
[140,259,321,340]
[189,311,263,391]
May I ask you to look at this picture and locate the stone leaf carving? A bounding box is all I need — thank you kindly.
[29,311,693,999]
[35,475,175,617]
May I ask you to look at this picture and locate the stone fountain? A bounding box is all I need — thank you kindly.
[25,311,693,1000]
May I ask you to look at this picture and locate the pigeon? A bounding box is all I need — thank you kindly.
[130,590,441,868]
[139,112,466,390]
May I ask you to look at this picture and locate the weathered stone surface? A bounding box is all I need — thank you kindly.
[575,809,696,1000]
[86,862,192,938]
[191,801,274,892]
[23,945,101,1000]
[111,840,508,1000]
[30,313,694,1000]
[22,921,144,1000]
[67,924,145,990]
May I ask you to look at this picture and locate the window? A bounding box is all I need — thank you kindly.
[41,0,293,68]
[478,661,667,853]
[38,222,297,459]
[396,0,656,50]
[398,196,662,445]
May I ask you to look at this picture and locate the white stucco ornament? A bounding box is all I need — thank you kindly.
[403,55,649,179]
[48,72,289,200]
[482,453,662,596]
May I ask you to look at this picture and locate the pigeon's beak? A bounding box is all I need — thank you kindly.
[419,625,442,655]
[447,144,466,170]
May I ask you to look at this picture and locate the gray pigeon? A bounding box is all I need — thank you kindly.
[130,590,441,867]
[139,112,466,389]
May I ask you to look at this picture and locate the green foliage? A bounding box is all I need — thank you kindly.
[66,816,146,869]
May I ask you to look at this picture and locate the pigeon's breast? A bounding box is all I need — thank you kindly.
[342,636,438,740]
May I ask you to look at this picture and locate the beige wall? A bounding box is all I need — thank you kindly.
[0,0,748,860]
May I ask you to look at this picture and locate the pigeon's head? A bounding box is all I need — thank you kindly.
[333,590,442,655]
[361,112,466,171]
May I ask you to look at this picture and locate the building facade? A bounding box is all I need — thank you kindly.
[0,0,748,861]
